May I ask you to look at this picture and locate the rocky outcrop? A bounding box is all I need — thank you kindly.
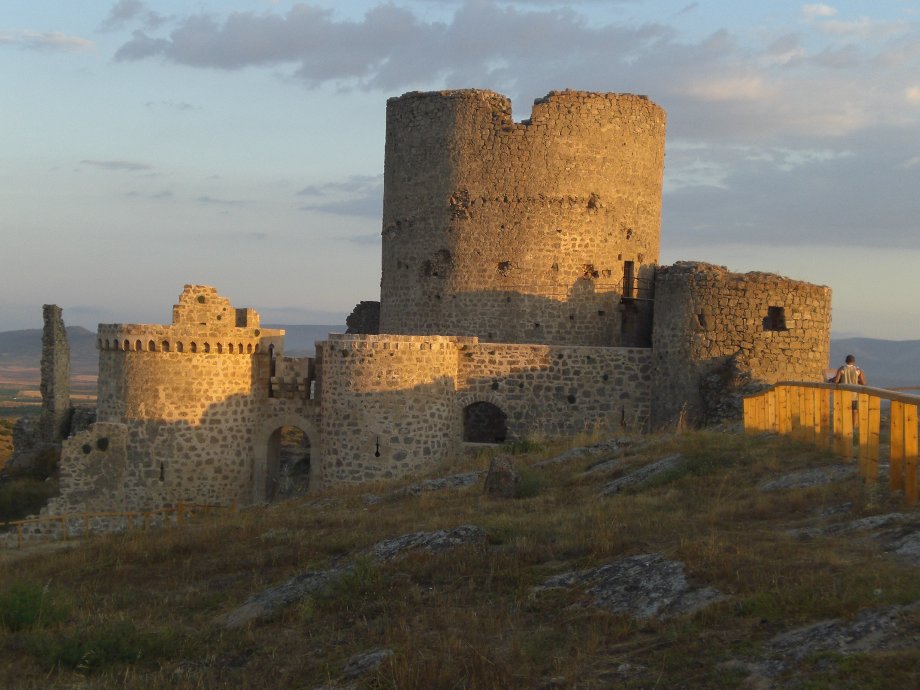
[534,552,725,619]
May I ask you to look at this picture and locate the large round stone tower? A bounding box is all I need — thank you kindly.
[379,89,666,346]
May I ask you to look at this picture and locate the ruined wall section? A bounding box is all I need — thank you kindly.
[380,89,665,346]
[39,304,71,443]
[44,423,129,514]
[651,262,831,427]
[458,343,652,437]
[317,334,466,486]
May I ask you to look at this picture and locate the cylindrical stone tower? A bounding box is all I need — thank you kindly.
[379,89,666,346]
[94,285,282,507]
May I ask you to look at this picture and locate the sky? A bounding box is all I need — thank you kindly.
[1,1,919,339]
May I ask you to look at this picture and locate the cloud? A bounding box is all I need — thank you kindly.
[81,159,153,172]
[681,76,774,103]
[144,100,199,111]
[907,86,920,103]
[802,4,837,19]
[126,189,173,200]
[196,195,249,206]
[100,0,171,32]
[0,30,93,52]
[298,175,383,218]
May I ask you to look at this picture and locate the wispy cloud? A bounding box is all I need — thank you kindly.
[144,100,199,111]
[81,159,152,172]
[0,30,93,52]
[196,195,248,206]
[801,4,837,20]
[99,0,171,32]
[298,175,382,218]
[126,189,173,200]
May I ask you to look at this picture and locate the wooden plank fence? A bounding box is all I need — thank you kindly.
[1,500,237,549]
[744,382,920,505]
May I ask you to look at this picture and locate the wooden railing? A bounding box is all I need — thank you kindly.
[743,382,919,505]
[1,500,237,549]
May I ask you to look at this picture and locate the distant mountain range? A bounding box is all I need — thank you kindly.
[829,338,920,389]
[0,327,916,390]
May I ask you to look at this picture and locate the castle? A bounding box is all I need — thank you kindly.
[26,90,831,518]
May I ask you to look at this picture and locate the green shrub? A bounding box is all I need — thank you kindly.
[25,621,178,672]
[0,477,59,522]
[514,469,546,499]
[0,581,70,632]
[505,437,544,455]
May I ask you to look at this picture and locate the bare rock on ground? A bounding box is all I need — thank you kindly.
[737,602,920,684]
[368,524,487,562]
[534,552,725,619]
[342,648,393,679]
[535,438,632,468]
[601,454,683,496]
[484,455,518,498]
[393,472,483,497]
[216,568,350,629]
[218,525,486,628]
[758,465,854,491]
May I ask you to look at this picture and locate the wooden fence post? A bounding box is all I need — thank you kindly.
[743,397,753,434]
[803,388,816,445]
[767,389,777,432]
[904,404,918,506]
[890,401,905,492]
[867,395,881,484]
[819,388,831,449]
[858,392,870,478]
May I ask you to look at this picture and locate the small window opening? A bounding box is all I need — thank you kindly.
[148,340,156,352]
[763,306,787,331]
[162,340,170,352]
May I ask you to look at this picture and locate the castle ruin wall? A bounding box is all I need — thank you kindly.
[651,262,831,427]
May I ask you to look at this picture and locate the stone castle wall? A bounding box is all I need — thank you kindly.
[317,334,465,486]
[379,89,665,347]
[457,343,651,436]
[651,262,832,427]
[316,333,652,486]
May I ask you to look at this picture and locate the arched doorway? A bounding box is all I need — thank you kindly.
[265,426,312,500]
[463,402,507,443]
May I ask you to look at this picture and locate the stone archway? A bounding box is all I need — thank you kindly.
[462,401,508,443]
[253,414,320,503]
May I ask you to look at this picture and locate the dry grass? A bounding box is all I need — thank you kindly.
[0,430,918,688]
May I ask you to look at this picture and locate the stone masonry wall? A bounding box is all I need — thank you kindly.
[317,334,465,486]
[380,89,665,347]
[39,304,70,444]
[316,333,652,487]
[85,286,285,509]
[457,343,652,437]
[45,423,129,514]
[651,262,831,427]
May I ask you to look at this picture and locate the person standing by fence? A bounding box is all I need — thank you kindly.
[833,354,866,426]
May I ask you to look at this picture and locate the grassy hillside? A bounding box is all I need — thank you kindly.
[1,430,918,688]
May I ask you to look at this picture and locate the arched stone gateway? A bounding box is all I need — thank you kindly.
[253,414,321,503]
[463,401,508,443]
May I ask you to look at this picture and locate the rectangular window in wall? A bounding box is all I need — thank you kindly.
[763,306,787,331]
